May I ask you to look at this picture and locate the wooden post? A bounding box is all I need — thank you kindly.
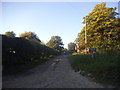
[85,16,87,54]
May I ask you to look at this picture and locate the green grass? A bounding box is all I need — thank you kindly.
[68,52,120,86]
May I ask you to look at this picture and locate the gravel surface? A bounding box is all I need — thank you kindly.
[3,55,105,88]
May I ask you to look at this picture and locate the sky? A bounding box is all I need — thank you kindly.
[1,2,119,48]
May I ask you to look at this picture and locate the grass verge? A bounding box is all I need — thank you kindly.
[68,52,120,87]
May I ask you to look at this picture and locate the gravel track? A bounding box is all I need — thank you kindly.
[3,55,105,88]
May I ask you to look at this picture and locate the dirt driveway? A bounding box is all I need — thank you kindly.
[3,55,105,88]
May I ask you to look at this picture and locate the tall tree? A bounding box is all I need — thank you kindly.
[46,36,64,52]
[19,32,41,43]
[68,42,76,51]
[5,31,16,38]
[76,2,120,51]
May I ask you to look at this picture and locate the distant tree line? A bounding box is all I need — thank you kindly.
[2,31,62,75]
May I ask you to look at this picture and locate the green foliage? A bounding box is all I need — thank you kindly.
[2,35,59,75]
[68,42,76,51]
[40,41,45,45]
[5,31,16,38]
[46,36,64,52]
[19,32,41,43]
[76,2,120,51]
[68,52,120,86]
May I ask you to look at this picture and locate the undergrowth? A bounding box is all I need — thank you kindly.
[68,52,120,86]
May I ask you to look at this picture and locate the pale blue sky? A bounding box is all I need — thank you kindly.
[1,2,118,48]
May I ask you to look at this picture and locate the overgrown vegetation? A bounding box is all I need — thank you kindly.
[2,34,60,75]
[68,51,120,86]
[70,3,120,87]
[75,2,120,50]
